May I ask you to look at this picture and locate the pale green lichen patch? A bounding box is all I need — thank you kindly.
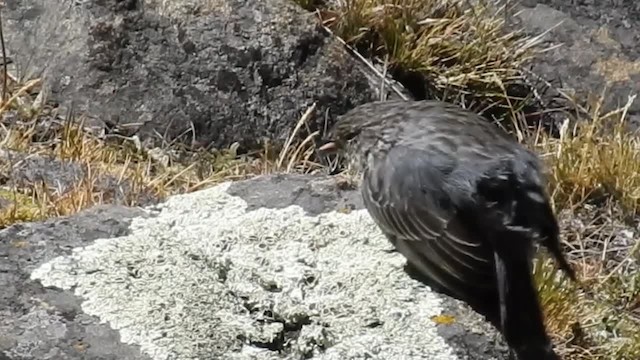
[31,182,459,360]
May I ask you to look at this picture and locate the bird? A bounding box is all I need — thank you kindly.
[317,99,576,360]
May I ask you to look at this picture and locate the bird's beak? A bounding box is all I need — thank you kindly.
[317,141,337,153]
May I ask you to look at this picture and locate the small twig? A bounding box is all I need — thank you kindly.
[322,107,330,135]
[504,0,509,24]
[319,24,409,101]
[379,54,389,101]
[0,79,41,114]
[0,9,7,102]
[287,130,320,173]
[277,103,316,170]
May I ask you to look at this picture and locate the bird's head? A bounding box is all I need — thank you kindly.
[316,114,369,175]
[317,116,364,156]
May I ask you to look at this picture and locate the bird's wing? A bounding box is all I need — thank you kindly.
[361,146,497,298]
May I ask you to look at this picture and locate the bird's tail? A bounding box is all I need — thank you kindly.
[492,231,560,360]
[536,200,577,282]
[510,159,576,283]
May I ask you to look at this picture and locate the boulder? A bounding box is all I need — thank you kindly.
[4,0,385,151]
[513,1,640,126]
[0,174,509,359]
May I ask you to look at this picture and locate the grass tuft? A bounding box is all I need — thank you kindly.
[310,0,549,119]
[538,93,640,215]
[526,93,640,359]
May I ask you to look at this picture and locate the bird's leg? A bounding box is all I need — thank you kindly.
[381,234,399,253]
[493,250,508,334]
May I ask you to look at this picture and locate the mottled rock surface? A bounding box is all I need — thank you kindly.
[4,0,381,151]
[0,174,510,360]
[0,205,151,360]
[514,1,640,125]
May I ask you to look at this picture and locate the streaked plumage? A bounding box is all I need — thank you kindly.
[318,100,576,360]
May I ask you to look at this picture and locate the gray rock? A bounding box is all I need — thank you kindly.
[2,174,510,359]
[226,173,364,216]
[0,205,151,360]
[4,0,383,151]
[513,2,640,118]
[0,150,84,192]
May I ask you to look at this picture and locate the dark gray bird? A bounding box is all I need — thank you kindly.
[318,100,576,360]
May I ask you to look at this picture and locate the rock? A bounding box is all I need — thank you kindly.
[0,205,150,360]
[1,174,510,359]
[4,0,384,151]
[513,1,640,125]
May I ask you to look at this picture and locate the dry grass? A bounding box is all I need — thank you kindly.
[0,77,323,229]
[311,0,549,117]
[541,94,640,215]
[521,93,640,359]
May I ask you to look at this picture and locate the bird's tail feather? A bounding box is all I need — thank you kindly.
[510,164,576,283]
[536,201,577,282]
[491,231,559,360]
